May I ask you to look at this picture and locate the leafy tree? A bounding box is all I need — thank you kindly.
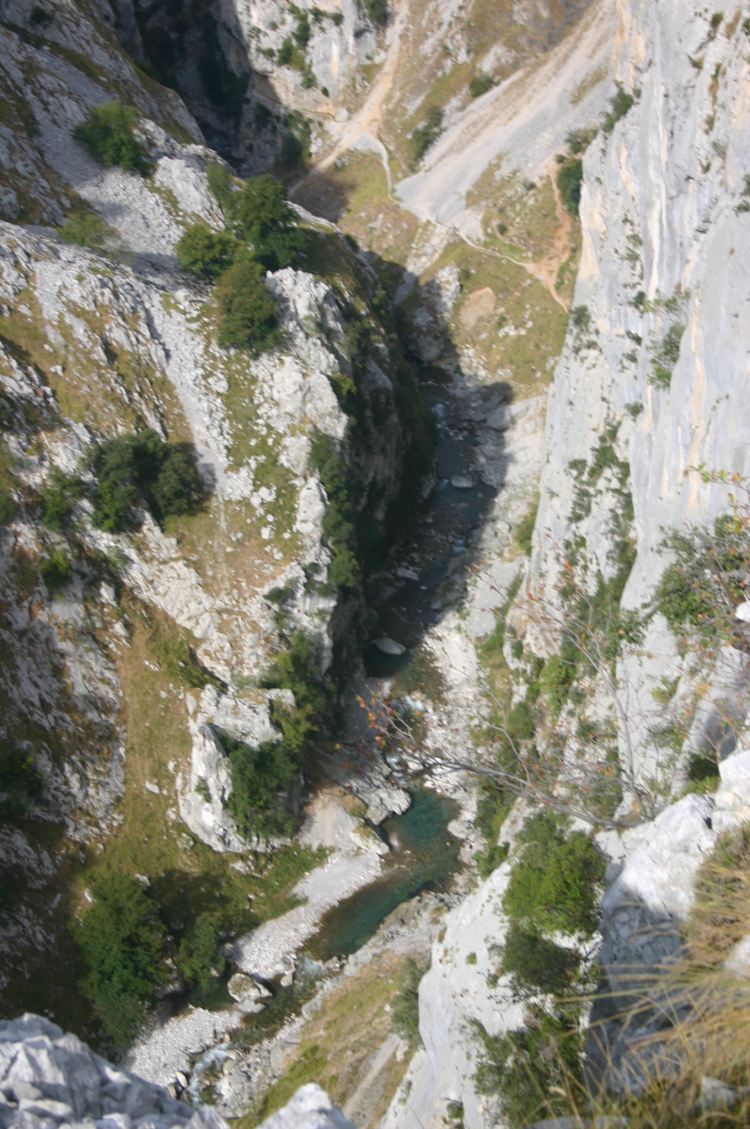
[503,812,605,938]
[216,257,280,354]
[229,176,302,269]
[0,740,42,815]
[175,223,237,279]
[73,103,150,174]
[225,734,300,840]
[91,431,206,532]
[75,873,167,1049]
[176,913,225,990]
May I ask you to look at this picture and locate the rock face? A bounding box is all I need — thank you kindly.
[529,0,750,791]
[0,1016,353,1129]
[0,1015,224,1128]
[384,2,750,1127]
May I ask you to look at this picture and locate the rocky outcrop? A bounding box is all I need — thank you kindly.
[0,1015,224,1129]
[0,1015,354,1129]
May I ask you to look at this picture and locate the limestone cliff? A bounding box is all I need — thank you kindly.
[383,3,750,1127]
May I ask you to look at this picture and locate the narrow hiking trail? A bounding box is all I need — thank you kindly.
[299,0,611,311]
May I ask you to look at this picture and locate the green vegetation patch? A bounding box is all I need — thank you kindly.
[91,429,206,532]
[503,812,605,938]
[73,102,150,174]
[654,512,749,646]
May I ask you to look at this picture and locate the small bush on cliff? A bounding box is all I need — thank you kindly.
[391,959,424,1045]
[58,212,117,252]
[500,921,580,996]
[75,873,167,1049]
[224,734,299,840]
[92,430,206,532]
[39,468,85,530]
[0,740,43,815]
[469,72,494,98]
[176,912,225,991]
[557,157,583,216]
[654,511,750,646]
[176,223,237,279]
[229,175,302,270]
[308,432,360,591]
[41,549,73,593]
[73,103,150,174]
[503,812,605,938]
[474,1006,583,1124]
[216,258,280,354]
[602,86,635,133]
[411,107,443,163]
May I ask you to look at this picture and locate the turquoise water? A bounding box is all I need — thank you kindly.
[307,787,460,960]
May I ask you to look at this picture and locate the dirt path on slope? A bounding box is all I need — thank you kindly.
[343,1033,403,1129]
[395,0,615,229]
[295,0,410,191]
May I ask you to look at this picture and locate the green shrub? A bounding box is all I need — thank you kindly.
[475,781,513,878]
[515,497,538,555]
[229,175,302,269]
[175,223,237,279]
[538,654,575,718]
[469,73,494,98]
[557,157,583,216]
[474,1006,583,1123]
[216,257,280,354]
[224,734,300,840]
[503,812,605,938]
[363,0,388,25]
[149,624,215,689]
[650,323,684,388]
[654,513,749,644]
[39,468,84,530]
[602,86,635,133]
[0,481,16,524]
[507,698,535,742]
[57,212,117,252]
[391,959,424,1044]
[501,921,580,995]
[411,107,443,162]
[176,912,225,990]
[73,103,149,174]
[92,430,206,532]
[206,162,234,213]
[309,431,360,591]
[0,740,43,815]
[75,873,167,1050]
[293,10,311,47]
[41,549,73,593]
